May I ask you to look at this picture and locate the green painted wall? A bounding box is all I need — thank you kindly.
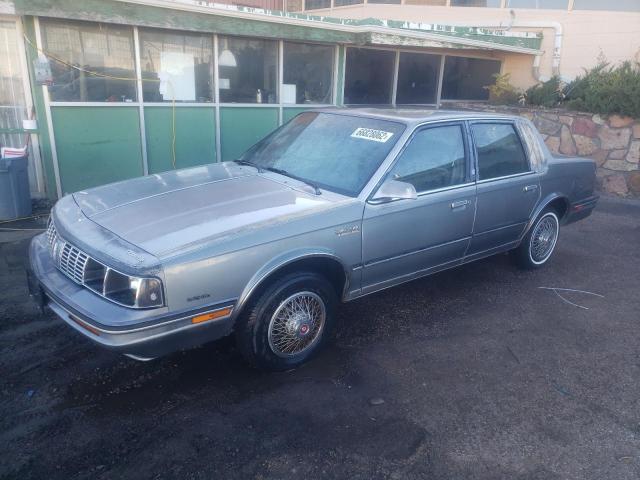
[220,107,278,161]
[51,107,143,194]
[144,107,216,174]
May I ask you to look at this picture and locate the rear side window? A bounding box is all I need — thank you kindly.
[388,124,467,192]
[472,123,530,181]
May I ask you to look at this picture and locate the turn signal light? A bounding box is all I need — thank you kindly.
[192,307,233,324]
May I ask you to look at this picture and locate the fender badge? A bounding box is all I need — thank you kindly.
[335,224,360,237]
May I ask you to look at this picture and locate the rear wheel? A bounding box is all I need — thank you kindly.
[514,209,560,270]
[235,271,337,371]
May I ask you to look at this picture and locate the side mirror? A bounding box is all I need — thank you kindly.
[370,179,418,204]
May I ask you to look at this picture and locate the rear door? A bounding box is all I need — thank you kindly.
[466,121,540,259]
[361,122,476,293]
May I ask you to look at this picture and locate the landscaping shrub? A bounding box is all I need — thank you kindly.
[524,61,640,118]
[485,73,522,105]
[525,76,563,108]
[564,61,640,118]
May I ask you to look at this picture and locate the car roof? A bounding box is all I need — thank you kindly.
[315,107,517,125]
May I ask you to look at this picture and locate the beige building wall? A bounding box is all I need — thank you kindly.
[303,4,640,90]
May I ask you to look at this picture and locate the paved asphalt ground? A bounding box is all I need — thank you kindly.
[1,196,639,480]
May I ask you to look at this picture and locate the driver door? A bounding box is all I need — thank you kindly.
[361,122,476,294]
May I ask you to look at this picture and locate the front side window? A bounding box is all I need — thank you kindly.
[139,29,214,103]
[283,42,334,104]
[238,112,405,196]
[218,37,278,104]
[41,19,137,102]
[388,125,467,192]
[472,123,530,180]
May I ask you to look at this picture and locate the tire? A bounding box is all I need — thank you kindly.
[514,209,560,270]
[234,271,338,371]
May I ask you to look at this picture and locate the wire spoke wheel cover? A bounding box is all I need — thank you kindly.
[268,291,326,358]
[529,212,559,265]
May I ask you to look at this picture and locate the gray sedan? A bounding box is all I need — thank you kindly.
[27,109,598,370]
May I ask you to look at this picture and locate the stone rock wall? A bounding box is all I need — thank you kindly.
[448,103,640,197]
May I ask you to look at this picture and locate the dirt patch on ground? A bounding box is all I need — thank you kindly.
[1,198,640,479]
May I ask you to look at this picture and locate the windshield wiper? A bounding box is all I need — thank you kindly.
[265,167,322,195]
[234,159,263,172]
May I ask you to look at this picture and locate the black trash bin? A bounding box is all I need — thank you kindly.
[0,155,32,220]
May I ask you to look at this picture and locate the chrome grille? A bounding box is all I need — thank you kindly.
[46,221,89,285]
[44,220,162,309]
[59,243,89,284]
[46,219,58,254]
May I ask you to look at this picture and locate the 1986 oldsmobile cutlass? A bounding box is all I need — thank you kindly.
[27,109,598,370]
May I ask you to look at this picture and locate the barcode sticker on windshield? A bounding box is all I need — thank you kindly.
[351,128,394,143]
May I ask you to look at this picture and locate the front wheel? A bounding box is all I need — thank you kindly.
[235,271,337,371]
[514,209,560,270]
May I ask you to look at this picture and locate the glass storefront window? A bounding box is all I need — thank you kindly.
[404,0,447,5]
[441,56,501,101]
[218,37,278,104]
[0,20,27,148]
[451,0,502,6]
[41,19,137,102]
[304,0,331,9]
[368,0,401,4]
[344,48,395,105]
[283,42,334,104]
[573,0,640,11]
[139,29,213,103]
[507,0,568,9]
[396,52,441,105]
[334,0,364,5]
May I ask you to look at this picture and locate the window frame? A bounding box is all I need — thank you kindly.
[468,120,534,184]
[378,120,473,197]
[343,45,398,106]
[137,26,215,104]
[39,18,139,103]
[282,40,335,105]
[395,50,442,106]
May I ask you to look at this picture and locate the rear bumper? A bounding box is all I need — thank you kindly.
[27,234,235,360]
[565,195,599,225]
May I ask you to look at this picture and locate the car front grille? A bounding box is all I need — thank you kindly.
[46,219,58,251]
[59,243,89,284]
[47,220,91,285]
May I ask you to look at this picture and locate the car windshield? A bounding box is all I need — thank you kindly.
[237,112,405,196]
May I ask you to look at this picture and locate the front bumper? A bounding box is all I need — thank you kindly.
[27,234,235,360]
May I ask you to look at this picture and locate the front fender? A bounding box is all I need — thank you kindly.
[232,248,350,320]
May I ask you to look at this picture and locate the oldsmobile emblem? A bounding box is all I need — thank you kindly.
[335,224,360,237]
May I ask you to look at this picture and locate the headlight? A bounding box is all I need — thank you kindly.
[103,268,164,308]
[83,257,164,309]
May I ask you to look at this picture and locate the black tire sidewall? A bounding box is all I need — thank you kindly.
[238,271,337,370]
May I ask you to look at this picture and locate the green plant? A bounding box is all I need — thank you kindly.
[565,61,640,118]
[525,76,563,108]
[484,72,522,105]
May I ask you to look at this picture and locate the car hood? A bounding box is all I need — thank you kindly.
[73,163,337,258]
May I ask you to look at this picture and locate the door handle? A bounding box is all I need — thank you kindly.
[523,184,538,192]
[451,199,470,209]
